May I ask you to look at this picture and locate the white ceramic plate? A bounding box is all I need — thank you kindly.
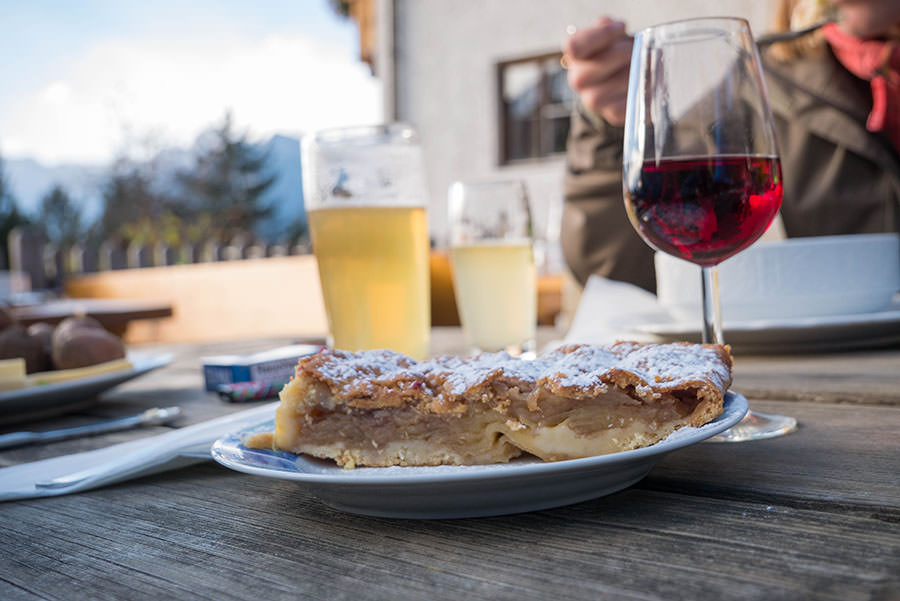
[211,391,748,519]
[0,353,173,423]
[632,307,900,354]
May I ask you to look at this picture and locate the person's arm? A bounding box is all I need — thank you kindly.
[561,104,656,291]
[560,19,656,291]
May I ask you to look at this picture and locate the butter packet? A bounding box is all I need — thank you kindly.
[201,344,321,392]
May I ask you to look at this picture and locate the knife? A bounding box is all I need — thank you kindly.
[0,407,182,449]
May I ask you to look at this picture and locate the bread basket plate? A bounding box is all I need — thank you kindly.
[212,391,747,519]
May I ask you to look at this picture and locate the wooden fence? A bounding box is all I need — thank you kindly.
[6,225,565,343]
[7,226,312,291]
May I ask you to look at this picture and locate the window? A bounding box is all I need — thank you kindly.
[498,53,575,164]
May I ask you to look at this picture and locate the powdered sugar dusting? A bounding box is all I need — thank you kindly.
[297,342,732,404]
[424,353,547,395]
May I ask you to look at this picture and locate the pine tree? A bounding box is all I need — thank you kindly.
[38,185,83,246]
[177,112,276,242]
[0,155,30,268]
[0,154,8,206]
[99,157,169,245]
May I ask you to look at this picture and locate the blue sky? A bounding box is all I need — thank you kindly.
[0,0,381,164]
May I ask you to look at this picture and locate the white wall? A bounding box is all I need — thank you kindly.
[389,0,778,246]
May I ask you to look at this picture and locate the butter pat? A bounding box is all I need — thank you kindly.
[0,358,26,378]
[27,358,134,386]
[0,358,27,391]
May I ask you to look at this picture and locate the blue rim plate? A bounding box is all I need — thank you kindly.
[212,391,748,518]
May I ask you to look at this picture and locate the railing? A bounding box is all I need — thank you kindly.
[7,226,312,291]
[6,225,566,340]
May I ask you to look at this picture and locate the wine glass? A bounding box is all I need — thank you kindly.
[622,17,797,441]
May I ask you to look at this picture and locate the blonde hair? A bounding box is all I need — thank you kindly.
[769,0,900,62]
[768,0,832,62]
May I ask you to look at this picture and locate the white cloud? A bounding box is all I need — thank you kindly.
[0,33,382,165]
[39,81,73,106]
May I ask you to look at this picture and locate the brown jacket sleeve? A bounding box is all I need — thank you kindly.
[561,103,656,292]
[763,52,900,239]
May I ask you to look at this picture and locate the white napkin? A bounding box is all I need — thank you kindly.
[0,401,278,502]
[564,275,674,345]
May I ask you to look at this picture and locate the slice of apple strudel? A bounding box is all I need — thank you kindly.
[268,341,732,468]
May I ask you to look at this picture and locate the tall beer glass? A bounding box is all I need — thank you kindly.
[302,124,430,359]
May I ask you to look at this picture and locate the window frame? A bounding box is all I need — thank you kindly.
[496,51,573,166]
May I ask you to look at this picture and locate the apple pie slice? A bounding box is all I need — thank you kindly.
[270,342,732,467]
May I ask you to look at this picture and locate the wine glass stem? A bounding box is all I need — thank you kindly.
[700,266,724,345]
[700,264,799,441]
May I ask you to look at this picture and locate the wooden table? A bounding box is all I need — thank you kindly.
[1,328,898,600]
[11,298,173,337]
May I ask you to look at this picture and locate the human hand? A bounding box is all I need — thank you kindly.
[562,18,633,127]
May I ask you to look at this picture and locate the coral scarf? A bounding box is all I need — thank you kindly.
[822,22,900,152]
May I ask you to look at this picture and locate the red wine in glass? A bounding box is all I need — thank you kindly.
[625,155,782,266]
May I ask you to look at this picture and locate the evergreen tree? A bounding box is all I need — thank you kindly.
[284,216,309,246]
[328,1,351,18]
[177,112,276,242]
[38,185,83,246]
[99,157,168,244]
[0,154,8,206]
[0,155,30,268]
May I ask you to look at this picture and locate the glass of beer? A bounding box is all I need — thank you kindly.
[448,179,537,357]
[302,124,430,359]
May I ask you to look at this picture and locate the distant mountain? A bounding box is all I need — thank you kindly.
[258,135,305,240]
[5,158,108,224]
[3,134,306,242]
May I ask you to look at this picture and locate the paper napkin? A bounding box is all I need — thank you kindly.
[0,401,279,502]
[564,275,675,345]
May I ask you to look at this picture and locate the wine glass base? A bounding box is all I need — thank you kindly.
[707,410,797,442]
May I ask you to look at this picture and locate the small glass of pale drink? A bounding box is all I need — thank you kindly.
[302,124,430,360]
[448,180,537,357]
